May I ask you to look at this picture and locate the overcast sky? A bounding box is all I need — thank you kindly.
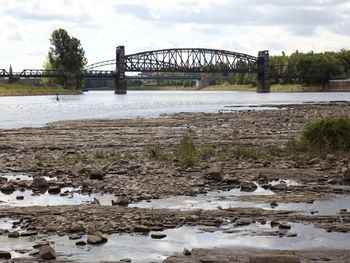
[1,0,350,70]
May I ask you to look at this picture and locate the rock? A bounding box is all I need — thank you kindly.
[249,253,300,263]
[20,230,38,237]
[320,161,331,171]
[48,186,61,194]
[235,218,253,226]
[0,176,8,184]
[31,177,48,189]
[112,196,129,206]
[87,234,108,245]
[224,177,241,185]
[70,222,85,233]
[270,183,287,191]
[151,233,166,239]
[16,195,24,200]
[120,258,132,263]
[0,183,15,193]
[326,154,336,162]
[307,158,319,165]
[69,233,82,240]
[8,231,19,238]
[240,181,257,192]
[29,249,39,256]
[133,225,150,233]
[75,241,87,246]
[342,167,350,181]
[204,165,223,181]
[39,245,56,260]
[270,221,280,228]
[71,162,85,177]
[183,248,192,256]
[89,168,105,180]
[0,251,11,259]
[33,242,50,249]
[279,223,291,230]
[270,201,278,208]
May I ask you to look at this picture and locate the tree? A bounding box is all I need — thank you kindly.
[48,28,87,74]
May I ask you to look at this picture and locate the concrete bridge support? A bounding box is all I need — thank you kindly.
[115,46,127,94]
[257,50,270,93]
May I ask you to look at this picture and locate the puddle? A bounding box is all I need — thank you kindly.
[0,173,56,181]
[0,188,93,207]
[129,180,298,211]
[1,222,349,263]
[271,195,350,215]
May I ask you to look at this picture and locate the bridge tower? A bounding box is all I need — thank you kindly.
[257,50,270,93]
[115,46,127,94]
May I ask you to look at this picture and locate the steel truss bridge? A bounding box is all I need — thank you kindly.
[0,46,270,93]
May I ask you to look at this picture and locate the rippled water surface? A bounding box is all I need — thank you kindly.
[0,91,349,128]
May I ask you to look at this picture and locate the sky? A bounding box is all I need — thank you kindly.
[1,0,350,70]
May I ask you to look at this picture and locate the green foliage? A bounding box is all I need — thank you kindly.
[93,149,106,159]
[174,136,198,167]
[145,144,171,161]
[270,50,348,85]
[301,117,350,152]
[0,82,79,96]
[48,29,87,73]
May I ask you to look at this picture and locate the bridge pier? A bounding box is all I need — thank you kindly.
[257,50,270,93]
[115,46,127,94]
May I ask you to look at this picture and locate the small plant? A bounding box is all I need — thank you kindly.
[301,117,350,152]
[93,149,105,159]
[146,145,162,159]
[199,146,215,160]
[74,152,86,163]
[174,135,198,167]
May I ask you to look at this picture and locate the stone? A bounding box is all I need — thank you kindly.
[20,230,38,237]
[151,233,166,239]
[0,251,11,259]
[270,201,278,208]
[205,165,223,181]
[87,234,108,245]
[75,241,87,246]
[16,195,24,200]
[112,196,129,206]
[33,242,50,249]
[279,223,291,230]
[249,253,300,263]
[31,177,48,189]
[69,233,82,240]
[71,162,85,177]
[70,222,85,233]
[183,248,192,256]
[120,258,132,263]
[342,167,350,181]
[8,231,19,238]
[320,161,331,171]
[307,158,320,165]
[270,183,287,191]
[0,176,8,184]
[235,218,252,226]
[48,185,61,194]
[89,168,105,180]
[224,177,241,185]
[29,249,40,256]
[133,225,150,233]
[39,245,57,260]
[240,181,257,192]
[0,183,15,193]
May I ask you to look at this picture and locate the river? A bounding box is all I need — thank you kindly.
[0,90,349,129]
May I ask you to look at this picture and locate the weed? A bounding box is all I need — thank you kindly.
[174,135,198,167]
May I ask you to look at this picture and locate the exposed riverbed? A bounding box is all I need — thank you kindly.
[0,101,350,262]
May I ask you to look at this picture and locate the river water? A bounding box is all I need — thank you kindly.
[0,90,349,129]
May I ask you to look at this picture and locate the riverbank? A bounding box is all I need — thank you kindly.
[0,102,349,262]
[0,83,81,96]
[129,84,323,92]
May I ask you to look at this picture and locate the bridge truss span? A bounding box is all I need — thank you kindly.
[125,48,258,73]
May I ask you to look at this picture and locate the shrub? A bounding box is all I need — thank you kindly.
[174,135,198,166]
[301,116,350,152]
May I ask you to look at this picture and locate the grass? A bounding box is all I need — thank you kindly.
[0,82,80,96]
[129,84,323,92]
[287,117,350,159]
[174,136,199,167]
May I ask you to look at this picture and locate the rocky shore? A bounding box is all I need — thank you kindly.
[0,102,350,262]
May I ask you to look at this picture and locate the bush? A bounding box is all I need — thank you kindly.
[301,116,350,152]
[175,135,198,167]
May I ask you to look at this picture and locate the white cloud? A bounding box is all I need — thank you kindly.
[0,0,349,69]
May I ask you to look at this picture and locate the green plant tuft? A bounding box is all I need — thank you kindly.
[301,117,350,152]
[175,135,198,167]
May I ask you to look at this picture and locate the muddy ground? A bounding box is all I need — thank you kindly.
[0,103,350,262]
